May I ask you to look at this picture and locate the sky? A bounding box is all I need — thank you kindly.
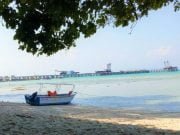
[0,5,180,76]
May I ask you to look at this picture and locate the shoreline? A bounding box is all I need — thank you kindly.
[1,102,180,134]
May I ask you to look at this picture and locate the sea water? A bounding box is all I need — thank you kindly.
[0,71,180,112]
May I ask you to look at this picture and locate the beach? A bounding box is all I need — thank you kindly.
[1,102,180,135]
[1,72,180,134]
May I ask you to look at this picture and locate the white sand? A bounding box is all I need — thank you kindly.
[0,102,180,135]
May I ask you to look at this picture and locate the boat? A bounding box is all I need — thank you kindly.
[25,83,77,106]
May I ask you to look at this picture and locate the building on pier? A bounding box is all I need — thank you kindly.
[163,60,178,71]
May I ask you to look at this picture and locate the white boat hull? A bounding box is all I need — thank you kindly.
[25,93,76,106]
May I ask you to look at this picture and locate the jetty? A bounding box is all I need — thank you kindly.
[0,63,178,82]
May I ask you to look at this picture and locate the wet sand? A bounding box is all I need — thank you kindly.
[0,102,180,135]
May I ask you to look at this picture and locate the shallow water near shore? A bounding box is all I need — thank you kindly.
[0,71,180,112]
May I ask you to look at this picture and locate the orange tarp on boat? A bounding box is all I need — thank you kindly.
[48,91,57,96]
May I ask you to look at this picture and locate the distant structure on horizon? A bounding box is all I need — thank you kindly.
[0,62,179,82]
[95,63,112,75]
[59,71,79,77]
[106,63,111,72]
[163,60,178,71]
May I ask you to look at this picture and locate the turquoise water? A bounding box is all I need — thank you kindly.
[0,71,180,112]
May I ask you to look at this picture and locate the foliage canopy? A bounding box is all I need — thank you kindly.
[0,0,179,55]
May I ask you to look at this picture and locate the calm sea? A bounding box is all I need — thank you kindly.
[0,71,180,112]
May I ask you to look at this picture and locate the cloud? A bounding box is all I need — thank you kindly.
[146,46,172,58]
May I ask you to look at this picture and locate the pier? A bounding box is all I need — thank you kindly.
[0,69,178,82]
[0,63,178,82]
